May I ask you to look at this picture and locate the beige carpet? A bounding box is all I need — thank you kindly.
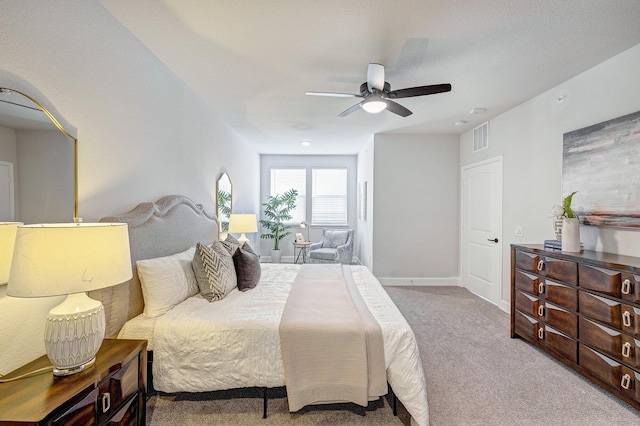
[146,286,639,425]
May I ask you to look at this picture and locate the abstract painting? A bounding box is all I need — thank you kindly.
[563,110,640,228]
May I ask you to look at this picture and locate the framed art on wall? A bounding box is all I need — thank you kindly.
[562,110,640,228]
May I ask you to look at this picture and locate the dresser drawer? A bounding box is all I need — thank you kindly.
[52,388,98,426]
[515,270,540,295]
[621,273,640,304]
[515,291,542,319]
[545,279,578,311]
[545,326,577,363]
[580,317,626,362]
[98,356,140,424]
[540,257,577,285]
[514,310,542,343]
[580,264,624,297]
[620,306,640,337]
[545,302,578,338]
[579,292,622,329]
[579,346,637,399]
[515,251,540,273]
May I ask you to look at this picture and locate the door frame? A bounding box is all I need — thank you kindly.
[460,156,503,307]
[0,161,15,221]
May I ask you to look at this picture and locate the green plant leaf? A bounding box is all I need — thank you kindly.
[563,191,577,218]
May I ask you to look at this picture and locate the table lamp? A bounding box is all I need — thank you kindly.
[7,223,132,376]
[228,214,257,246]
[0,222,23,285]
[299,222,310,242]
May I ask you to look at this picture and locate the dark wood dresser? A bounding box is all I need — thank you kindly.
[0,339,147,425]
[511,244,640,410]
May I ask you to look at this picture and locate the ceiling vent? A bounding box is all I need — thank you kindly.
[473,122,489,152]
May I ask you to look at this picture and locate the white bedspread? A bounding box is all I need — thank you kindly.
[119,263,429,426]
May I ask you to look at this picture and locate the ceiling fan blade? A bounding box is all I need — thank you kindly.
[306,91,361,98]
[385,100,413,117]
[388,83,452,99]
[367,63,385,92]
[337,102,362,117]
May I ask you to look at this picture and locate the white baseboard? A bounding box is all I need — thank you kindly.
[379,276,460,286]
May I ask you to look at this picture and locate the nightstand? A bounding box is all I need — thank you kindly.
[293,241,312,264]
[0,339,147,425]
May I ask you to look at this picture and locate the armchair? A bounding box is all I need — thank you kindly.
[308,229,354,264]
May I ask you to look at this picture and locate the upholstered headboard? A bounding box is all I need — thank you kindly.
[89,195,219,338]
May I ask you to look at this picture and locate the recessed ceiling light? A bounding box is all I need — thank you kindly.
[454,120,468,126]
[469,108,486,115]
[300,140,311,146]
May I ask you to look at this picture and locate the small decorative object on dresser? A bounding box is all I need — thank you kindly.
[0,339,147,425]
[511,244,640,410]
[551,191,581,251]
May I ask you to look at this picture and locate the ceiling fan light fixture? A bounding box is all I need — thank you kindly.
[362,97,387,114]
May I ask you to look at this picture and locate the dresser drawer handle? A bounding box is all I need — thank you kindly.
[621,279,631,295]
[622,342,632,358]
[537,260,544,271]
[622,311,632,328]
[101,392,111,413]
[538,282,545,295]
[621,374,631,390]
[538,327,544,340]
[538,305,545,317]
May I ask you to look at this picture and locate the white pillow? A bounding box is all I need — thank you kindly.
[136,246,198,318]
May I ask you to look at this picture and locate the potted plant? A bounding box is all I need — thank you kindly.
[551,191,580,251]
[259,189,298,263]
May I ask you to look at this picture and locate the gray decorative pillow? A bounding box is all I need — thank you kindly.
[221,234,242,255]
[192,241,237,302]
[322,230,349,248]
[233,243,261,291]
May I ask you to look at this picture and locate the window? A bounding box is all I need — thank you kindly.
[270,168,306,224]
[269,167,349,226]
[312,168,347,226]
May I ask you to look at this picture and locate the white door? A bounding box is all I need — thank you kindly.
[0,161,15,221]
[461,157,502,305]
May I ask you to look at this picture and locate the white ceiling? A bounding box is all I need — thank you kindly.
[100,0,640,155]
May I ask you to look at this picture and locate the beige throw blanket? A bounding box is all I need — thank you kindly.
[279,264,387,411]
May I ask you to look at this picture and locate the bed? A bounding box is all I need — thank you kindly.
[90,195,429,426]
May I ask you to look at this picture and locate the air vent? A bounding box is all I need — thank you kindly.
[473,122,489,152]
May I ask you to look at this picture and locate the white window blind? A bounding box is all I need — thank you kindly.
[312,168,347,226]
[270,168,306,224]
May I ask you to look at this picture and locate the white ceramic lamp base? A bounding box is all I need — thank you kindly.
[44,292,106,376]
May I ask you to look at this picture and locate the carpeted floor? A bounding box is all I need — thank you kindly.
[146,286,639,425]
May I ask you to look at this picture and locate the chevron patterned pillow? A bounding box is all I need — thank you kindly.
[192,241,237,302]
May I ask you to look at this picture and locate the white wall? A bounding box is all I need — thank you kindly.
[356,138,375,269]
[0,2,260,374]
[460,43,640,310]
[372,134,460,284]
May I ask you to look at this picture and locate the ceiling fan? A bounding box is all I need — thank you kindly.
[306,63,452,117]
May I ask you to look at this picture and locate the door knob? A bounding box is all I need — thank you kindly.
[487,238,498,243]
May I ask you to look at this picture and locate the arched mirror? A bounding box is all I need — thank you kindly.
[216,172,232,232]
[0,87,77,223]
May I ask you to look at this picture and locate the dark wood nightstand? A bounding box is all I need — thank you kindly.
[0,339,147,425]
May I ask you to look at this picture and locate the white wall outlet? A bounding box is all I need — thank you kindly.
[514,226,524,237]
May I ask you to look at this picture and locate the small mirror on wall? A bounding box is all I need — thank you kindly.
[216,172,232,232]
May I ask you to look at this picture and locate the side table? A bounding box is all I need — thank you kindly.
[293,241,312,264]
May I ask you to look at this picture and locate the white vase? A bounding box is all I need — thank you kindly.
[271,249,282,263]
[561,217,580,252]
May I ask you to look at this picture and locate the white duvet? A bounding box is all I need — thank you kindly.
[119,263,429,426]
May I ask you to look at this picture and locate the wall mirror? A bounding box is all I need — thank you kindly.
[0,87,77,223]
[216,172,232,231]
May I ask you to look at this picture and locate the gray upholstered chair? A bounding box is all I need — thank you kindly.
[308,229,354,264]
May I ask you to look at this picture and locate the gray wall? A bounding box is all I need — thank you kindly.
[370,134,460,284]
[460,43,640,310]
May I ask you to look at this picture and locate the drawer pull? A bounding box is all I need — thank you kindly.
[622,311,632,328]
[538,327,544,340]
[537,260,544,271]
[622,342,632,358]
[538,305,545,317]
[101,392,111,413]
[538,282,545,294]
[620,373,631,390]
[621,279,631,295]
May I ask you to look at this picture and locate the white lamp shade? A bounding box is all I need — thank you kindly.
[7,223,132,298]
[228,214,257,234]
[0,222,22,285]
